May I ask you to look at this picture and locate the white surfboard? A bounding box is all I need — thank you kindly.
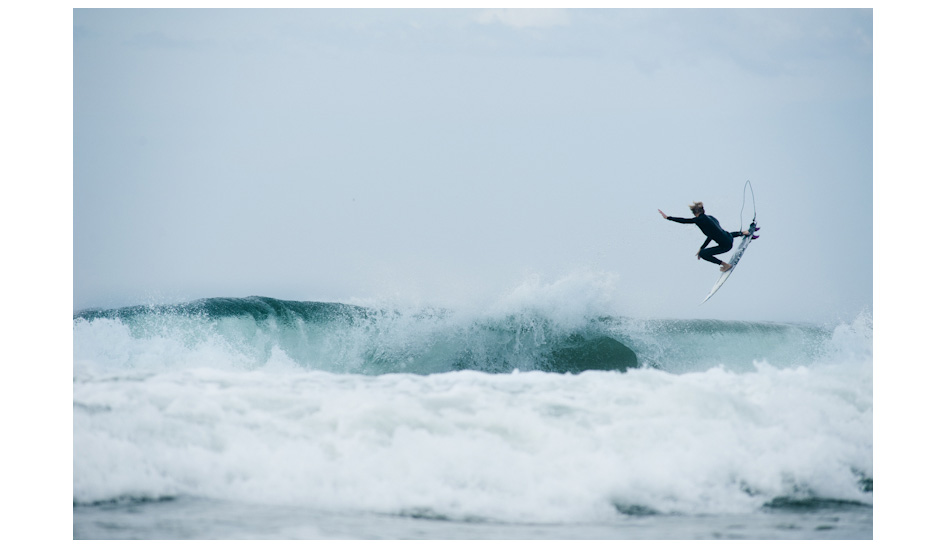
[701,221,758,304]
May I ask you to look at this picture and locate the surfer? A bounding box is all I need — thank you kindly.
[658,202,750,272]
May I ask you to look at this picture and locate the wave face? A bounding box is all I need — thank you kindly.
[74,296,644,375]
[73,296,839,376]
[73,295,873,527]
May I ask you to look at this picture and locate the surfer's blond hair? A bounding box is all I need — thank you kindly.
[689,202,705,215]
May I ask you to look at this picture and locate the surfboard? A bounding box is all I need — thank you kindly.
[700,221,758,304]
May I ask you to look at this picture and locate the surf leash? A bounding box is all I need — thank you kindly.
[740,180,760,239]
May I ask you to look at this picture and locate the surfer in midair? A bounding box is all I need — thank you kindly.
[659,202,752,272]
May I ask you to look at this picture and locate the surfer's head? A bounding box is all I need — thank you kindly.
[690,202,704,215]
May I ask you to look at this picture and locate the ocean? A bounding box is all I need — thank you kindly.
[73,294,872,540]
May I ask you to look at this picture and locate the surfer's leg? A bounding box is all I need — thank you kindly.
[698,241,732,265]
[698,248,723,265]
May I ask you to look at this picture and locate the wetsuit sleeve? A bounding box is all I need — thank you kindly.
[666,216,695,224]
[700,237,712,250]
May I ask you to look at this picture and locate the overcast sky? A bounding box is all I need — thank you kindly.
[72,8,873,322]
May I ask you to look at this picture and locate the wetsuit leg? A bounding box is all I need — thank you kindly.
[698,240,734,265]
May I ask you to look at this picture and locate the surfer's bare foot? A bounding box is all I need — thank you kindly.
[720,263,732,272]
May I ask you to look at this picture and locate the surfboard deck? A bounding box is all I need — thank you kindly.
[700,221,758,304]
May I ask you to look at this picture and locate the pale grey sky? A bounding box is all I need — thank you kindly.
[72,8,873,322]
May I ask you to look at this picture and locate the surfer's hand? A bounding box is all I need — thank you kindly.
[658,209,667,219]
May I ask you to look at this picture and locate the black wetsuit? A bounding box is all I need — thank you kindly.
[667,213,743,265]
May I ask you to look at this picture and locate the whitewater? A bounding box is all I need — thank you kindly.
[73,285,872,539]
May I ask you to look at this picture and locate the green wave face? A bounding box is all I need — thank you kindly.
[75,296,856,375]
[74,297,639,375]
